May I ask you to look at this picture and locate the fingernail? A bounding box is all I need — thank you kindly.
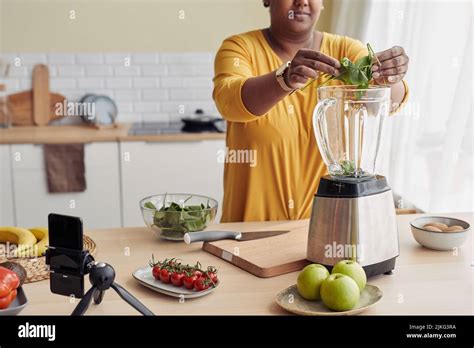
[335,61,341,68]
[334,69,340,75]
[371,65,378,71]
[373,72,380,78]
[388,76,396,82]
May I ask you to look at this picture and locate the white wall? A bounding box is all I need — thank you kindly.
[1,52,218,123]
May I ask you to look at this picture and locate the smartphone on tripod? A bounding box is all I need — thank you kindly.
[47,213,86,298]
[46,213,153,315]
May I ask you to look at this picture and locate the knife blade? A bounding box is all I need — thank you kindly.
[183,230,290,244]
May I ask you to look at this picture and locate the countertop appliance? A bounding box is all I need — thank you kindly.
[307,85,399,277]
[128,109,225,136]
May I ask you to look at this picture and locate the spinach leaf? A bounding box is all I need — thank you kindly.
[340,160,356,176]
[300,43,381,92]
[144,202,157,210]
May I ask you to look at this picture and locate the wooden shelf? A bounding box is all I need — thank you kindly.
[0,123,226,144]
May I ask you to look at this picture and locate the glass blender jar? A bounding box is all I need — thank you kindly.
[313,85,391,181]
[307,85,399,277]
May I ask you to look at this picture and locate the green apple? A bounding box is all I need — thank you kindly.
[320,273,360,311]
[296,264,330,300]
[332,259,367,291]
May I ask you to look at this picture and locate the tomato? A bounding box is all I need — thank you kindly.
[152,266,161,280]
[183,274,197,289]
[160,269,171,283]
[207,272,218,285]
[171,272,184,287]
[194,277,210,292]
[193,270,203,278]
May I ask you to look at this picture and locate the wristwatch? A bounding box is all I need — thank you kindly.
[275,61,295,92]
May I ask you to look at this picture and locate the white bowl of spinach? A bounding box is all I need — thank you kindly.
[140,194,218,241]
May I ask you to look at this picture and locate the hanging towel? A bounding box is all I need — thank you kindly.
[43,143,86,193]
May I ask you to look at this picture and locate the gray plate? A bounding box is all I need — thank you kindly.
[132,265,218,299]
[0,287,28,316]
[276,284,382,316]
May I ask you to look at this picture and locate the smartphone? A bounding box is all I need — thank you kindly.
[48,213,83,250]
[47,213,85,298]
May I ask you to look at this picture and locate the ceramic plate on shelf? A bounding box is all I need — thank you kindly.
[275,284,382,316]
[132,266,218,299]
[0,287,28,316]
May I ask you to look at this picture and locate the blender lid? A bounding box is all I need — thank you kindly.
[316,175,391,198]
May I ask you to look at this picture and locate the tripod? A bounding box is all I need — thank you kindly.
[71,261,154,316]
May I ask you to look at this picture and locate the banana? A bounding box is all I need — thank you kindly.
[29,227,49,257]
[0,226,37,257]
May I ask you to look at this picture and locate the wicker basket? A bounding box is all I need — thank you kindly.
[0,234,97,283]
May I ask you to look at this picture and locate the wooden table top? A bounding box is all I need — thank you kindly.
[0,123,226,144]
[21,212,473,315]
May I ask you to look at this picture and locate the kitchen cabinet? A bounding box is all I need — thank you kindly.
[0,145,15,225]
[120,140,225,227]
[10,143,121,229]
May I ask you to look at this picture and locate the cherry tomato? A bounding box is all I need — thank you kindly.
[193,270,203,278]
[207,272,218,285]
[183,274,197,289]
[171,272,184,287]
[160,269,171,283]
[194,277,210,291]
[152,266,161,280]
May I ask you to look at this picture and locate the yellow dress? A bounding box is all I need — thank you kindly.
[213,30,408,222]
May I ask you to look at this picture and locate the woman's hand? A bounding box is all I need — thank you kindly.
[372,46,409,86]
[285,49,341,89]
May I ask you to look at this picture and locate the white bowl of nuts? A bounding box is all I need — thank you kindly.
[410,216,471,251]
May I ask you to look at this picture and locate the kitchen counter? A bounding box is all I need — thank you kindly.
[0,123,226,144]
[21,212,473,315]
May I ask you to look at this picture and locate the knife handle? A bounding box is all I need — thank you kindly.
[183,230,241,244]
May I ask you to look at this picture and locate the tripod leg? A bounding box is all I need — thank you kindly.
[71,286,96,316]
[93,289,105,304]
[110,283,154,316]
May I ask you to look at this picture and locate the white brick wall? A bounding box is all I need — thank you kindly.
[0,52,219,123]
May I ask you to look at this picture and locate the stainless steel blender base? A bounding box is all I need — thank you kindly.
[307,190,399,276]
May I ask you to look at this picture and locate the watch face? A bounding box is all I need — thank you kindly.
[277,61,291,77]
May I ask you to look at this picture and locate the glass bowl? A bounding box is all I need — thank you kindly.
[139,193,218,241]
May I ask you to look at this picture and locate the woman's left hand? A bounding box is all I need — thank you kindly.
[371,46,409,86]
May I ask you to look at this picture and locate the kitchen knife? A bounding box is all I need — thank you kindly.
[183,230,290,244]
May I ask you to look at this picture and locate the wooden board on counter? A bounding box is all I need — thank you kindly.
[202,219,311,277]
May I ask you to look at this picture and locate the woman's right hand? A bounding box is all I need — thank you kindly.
[285,49,341,89]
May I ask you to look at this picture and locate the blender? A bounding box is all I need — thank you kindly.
[307,85,399,277]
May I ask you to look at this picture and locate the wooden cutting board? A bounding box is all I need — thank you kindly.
[7,63,65,126]
[202,219,311,278]
[8,91,65,125]
[32,64,50,126]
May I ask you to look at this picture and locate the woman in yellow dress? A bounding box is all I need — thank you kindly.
[213,0,409,222]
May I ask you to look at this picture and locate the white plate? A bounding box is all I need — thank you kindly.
[276,284,383,316]
[132,266,218,299]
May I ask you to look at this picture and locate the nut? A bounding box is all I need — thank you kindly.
[445,225,464,232]
[423,222,448,231]
[423,225,443,232]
